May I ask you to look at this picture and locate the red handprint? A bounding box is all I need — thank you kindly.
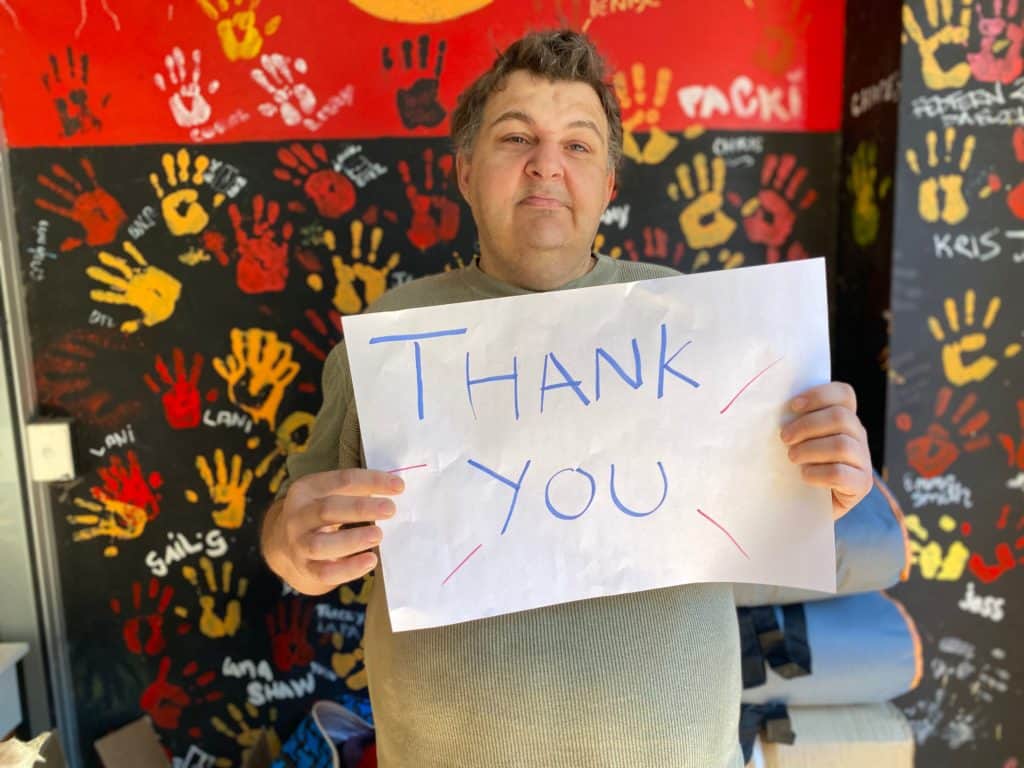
[274,143,356,219]
[967,0,1024,84]
[623,226,684,266]
[144,348,203,430]
[1005,128,1024,219]
[35,329,141,428]
[967,504,1024,583]
[34,158,126,252]
[896,386,991,478]
[290,307,344,363]
[202,229,232,267]
[399,148,460,250]
[140,657,221,730]
[94,450,163,521]
[229,194,293,294]
[267,600,314,672]
[740,153,817,263]
[998,399,1024,469]
[110,577,184,656]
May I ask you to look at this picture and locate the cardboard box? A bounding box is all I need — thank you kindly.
[760,703,914,768]
[0,643,29,738]
[94,717,170,768]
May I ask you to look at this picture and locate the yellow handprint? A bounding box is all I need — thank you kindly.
[331,572,372,688]
[751,0,811,76]
[87,242,182,334]
[903,0,973,90]
[906,513,969,581]
[331,219,400,315]
[331,632,367,691]
[592,232,623,259]
[613,63,678,166]
[149,148,225,236]
[443,251,471,272]
[67,494,148,557]
[212,328,300,429]
[928,289,1022,386]
[667,154,737,255]
[212,703,281,760]
[197,0,281,61]
[690,248,744,272]
[195,449,254,529]
[339,571,374,606]
[183,556,247,639]
[847,140,892,247]
[255,411,315,493]
[905,127,976,225]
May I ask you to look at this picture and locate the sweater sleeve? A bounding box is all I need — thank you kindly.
[733,472,910,606]
[274,340,356,500]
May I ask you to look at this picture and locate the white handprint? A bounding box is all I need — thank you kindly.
[154,47,220,128]
[250,53,317,128]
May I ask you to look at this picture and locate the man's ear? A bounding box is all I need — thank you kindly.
[604,167,616,208]
[456,150,473,206]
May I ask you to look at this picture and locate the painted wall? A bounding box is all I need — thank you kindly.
[835,0,902,469]
[887,0,1024,764]
[0,0,845,764]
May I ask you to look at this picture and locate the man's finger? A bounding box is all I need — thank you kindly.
[781,405,866,445]
[787,434,867,468]
[799,462,870,496]
[308,551,378,586]
[312,495,397,527]
[295,467,405,500]
[788,381,857,415]
[303,524,383,562]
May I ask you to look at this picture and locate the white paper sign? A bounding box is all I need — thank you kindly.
[344,259,836,632]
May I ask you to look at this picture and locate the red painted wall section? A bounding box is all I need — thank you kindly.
[0,0,845,148]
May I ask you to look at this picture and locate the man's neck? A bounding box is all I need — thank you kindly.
[476,248,596,291]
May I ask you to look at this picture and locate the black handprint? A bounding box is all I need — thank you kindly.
[41,47,110,137]
[382,35,447,129]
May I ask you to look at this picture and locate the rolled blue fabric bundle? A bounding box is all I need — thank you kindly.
[740,591,922,706]
[733,475,909,607]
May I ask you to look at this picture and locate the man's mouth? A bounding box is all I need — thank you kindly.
[520,195,567,208]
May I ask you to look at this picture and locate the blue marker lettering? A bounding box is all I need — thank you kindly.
[540,352,591,413]
[658,324,699,398]
[545,467,597,520]
[610,461,669,518]
[466,458,531,535]
[594,339,643,400]
[369,328,468,420]
[465,352,520,421]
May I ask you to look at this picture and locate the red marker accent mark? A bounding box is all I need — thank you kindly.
[720,356,784,414]
[697,508,750,560]
[387,463,428,474]
[442,544,483,586]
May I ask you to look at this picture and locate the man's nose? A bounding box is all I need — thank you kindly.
[525,141,564,179]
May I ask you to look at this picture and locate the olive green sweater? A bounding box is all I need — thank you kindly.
[282,254,744,767]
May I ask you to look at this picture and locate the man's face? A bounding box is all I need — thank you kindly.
[456,70,616,290]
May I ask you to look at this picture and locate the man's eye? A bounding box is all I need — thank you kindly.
[504,135,529,144]
[568,142,590,152]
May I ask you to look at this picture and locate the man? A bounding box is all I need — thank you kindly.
[261,29,873,767]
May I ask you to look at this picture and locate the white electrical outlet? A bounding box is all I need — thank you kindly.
[25,419,76,482]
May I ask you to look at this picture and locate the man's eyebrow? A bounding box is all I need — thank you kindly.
[488,111,605,143]
[489,110,534,129]
[567,119,604,142]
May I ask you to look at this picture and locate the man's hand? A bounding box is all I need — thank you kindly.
[261,468,403,595]
[779,382,872,521]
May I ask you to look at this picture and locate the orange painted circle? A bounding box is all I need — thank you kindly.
[349,0,492,23]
